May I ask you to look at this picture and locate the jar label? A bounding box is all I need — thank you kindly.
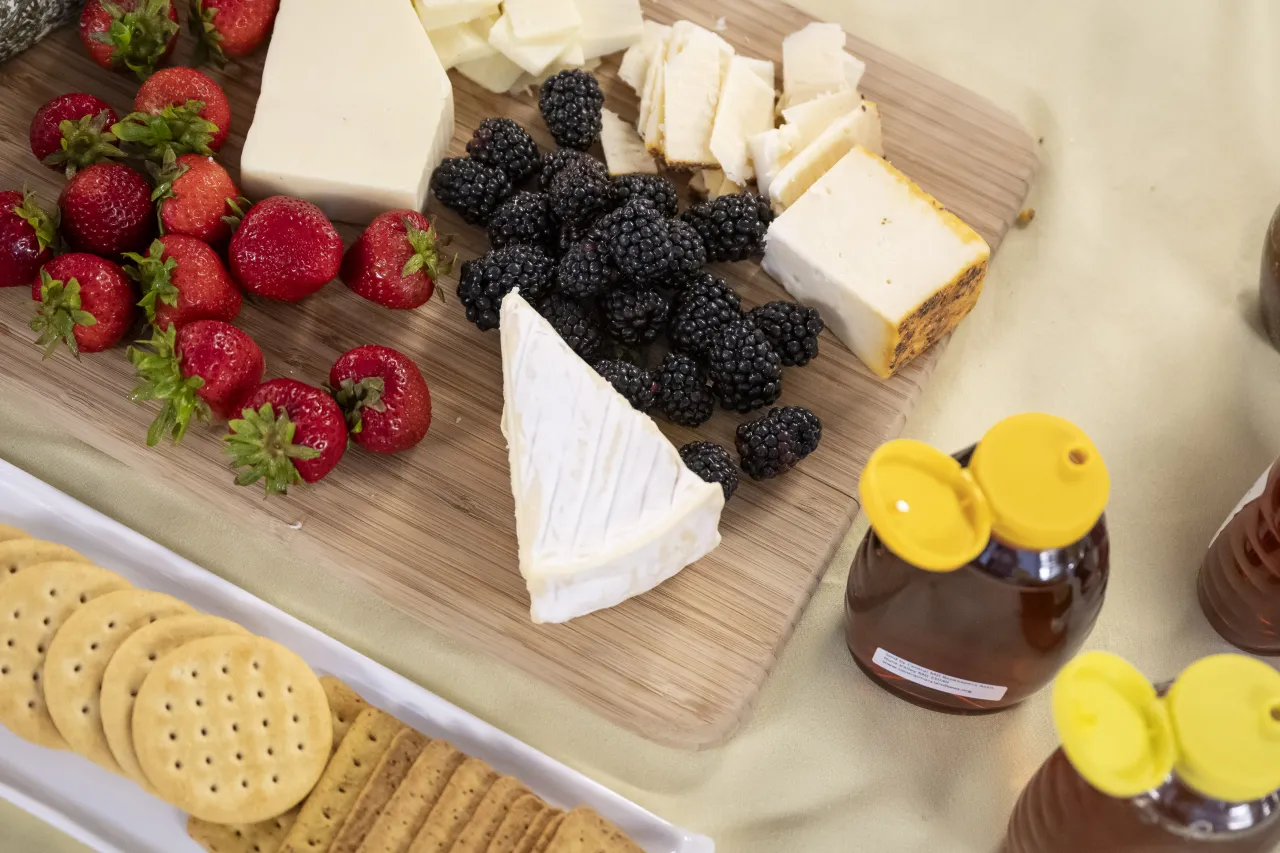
[1213,463,1273,542]
[872,647,1008,701]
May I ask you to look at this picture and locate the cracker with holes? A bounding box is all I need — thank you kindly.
[526,812,565,853]
[132,635,331,824]
[101,614,248,787]
[330,728,430,853]
[0,539,90,588]
[407,757,499,853]
[0,562,130,748]
[0,523,30,543]
[542,807,644,853]
[450,776,533,853]
[355,739,465,853]
[514,809,560,853]
[320,676,370,750]
[487,795,546,853]
[278,707,406,853]
[187,808,299,853]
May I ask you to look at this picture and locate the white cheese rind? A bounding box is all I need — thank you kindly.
[768,100,883,212]
[573,0,643,59]
[488,14,573,75]
[709,55,776,184]
[601,109,658,175]
[781,22,848,108]
[413,0,499,31]
[499,291,724,624]
[241,0,454,225]
[662,25,734,169]
[456,52,526,92]
[504,0,581,42]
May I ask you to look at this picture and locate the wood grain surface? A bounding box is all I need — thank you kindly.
[0,1,1036,748]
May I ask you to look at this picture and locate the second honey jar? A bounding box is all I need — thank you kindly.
[845,413,1111,712]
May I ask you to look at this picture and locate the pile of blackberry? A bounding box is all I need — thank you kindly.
[430,70,827,491]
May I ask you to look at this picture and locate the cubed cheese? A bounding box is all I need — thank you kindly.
[782,22,848,108]
[456,52,526,93]
[428,17,497,69]
[601,109,658,175]
[769,100,883,212]
[488,13,573,75]
[781,88,860,147]
[748,127,797,201]
[662,25,734,169]
[763,145,991,378]
[573,0,643,60]
[709,55,776,184]
[413,0,499,31]
[504,0,581,42]
[241,0,454,225]
[619,20,670,92]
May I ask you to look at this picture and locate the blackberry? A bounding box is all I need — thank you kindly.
[431,157,513,226]
[539,148,604,191]
[601,287,669,345]
[488,192,556,250]
[736,406,822,480]
[537,294,602,359]
[609,174,679,218]
[539,69,605,150]
[456,245,555,331]
[682,193,773,262]
[593,359,657,411]
[558,237,618,299]
[748,301,824,367]
[655,353,714,427]
[599,201,674,284]
[668,218,707,275]
[556,221,587,257]
[669,273,742,358]
[466,118,541,183]
[708,319,783,413]
[679,442,740,500]
[549,163,611,227]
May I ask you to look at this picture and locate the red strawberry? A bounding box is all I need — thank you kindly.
[128,320,264,444]
[228,197,343,302]
[124,236,241,329]
[226,378,348,494]
[59,163,155,256]
[31,253,136,357]
[80,0,180,80]
[1,190,58,288]
[190,0,280,65]
[152,153,241,244]
[340,211,452,310]
[29,94,123,179]
[329,346,432,454]
[114,68,230,161]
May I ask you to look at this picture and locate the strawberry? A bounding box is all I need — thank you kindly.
[128,320,264,445]
[114,67,230,161]
[190,0,280,65]
[59,163,155,256]
[329,346,432,455]
[226,378,348,494]
[151,152,241,244]
[227,196,343,302]
[31,254,136,358]
[0,191,58,288]
[340,211,452,310]
[80,0,180,80]
[123,236,241,329]
[29,94,123,179]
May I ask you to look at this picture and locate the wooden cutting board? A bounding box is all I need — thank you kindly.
[0,1,1036,748]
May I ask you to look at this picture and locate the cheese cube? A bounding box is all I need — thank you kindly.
[504,0,580,42]
[763,145,991,378]
[709,56,776,185]
[769,100,883,212]
[781,89,860,147]
[413,0,499,31]
[428,17,497,69]
[456,52,526,93]
[241,0,454,225]
[573,0,643,60]
[782,22,848,108]
[601,109,657,175]
[662,25,734,169]
[619,20,670,92]
[748,127,797,201]
[488,14,573,75]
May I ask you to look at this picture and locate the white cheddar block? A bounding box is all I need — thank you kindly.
[601,109,658,175]
[709,56,776,184]
[737,56,776,89]
[429,19,496,69]
[782,22,849,108]
[241,0,454,225]
[763,145,991,378]
[844,51,867,92]
[457,52,526,93]
[489,14,573,75]
[781,88,860,148]
[748,127,797,201]
[413,0,499,31]
[574,0,643,60]
[769,101,883,212]
[663,25,734,169]
[619,20,670,92]
[504,0,581,42]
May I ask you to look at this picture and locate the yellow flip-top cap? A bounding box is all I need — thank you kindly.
[859,439,992,572]
[1166,654,1280,803]
[969,413,1109,551]
[1052,651,1174,798]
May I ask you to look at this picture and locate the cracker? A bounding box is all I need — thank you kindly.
[0,562,131,748]
[102,614,249,787]
[355,740,465,853]
[188,808,299,853]
[406,757,498,853]
[486,795,546,853]
[542,808,643,853]
[330,728,430,853]
[43,589,193,773]
[514,809,560,853]
[0,540,90,588]
[528,813,565,853]
[450,777,533,853]
[279,707,407,853]
[321,676,370,751]
[0,524,30,543]
[132,635,332,824]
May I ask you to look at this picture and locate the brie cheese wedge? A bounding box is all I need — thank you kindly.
[500,291,725,624]
[768,100,883,212]
[709,55,777,185]
[601,109,658,175]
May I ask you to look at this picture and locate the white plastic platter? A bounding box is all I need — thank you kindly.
[0,458,714,853]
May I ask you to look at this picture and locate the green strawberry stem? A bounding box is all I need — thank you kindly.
[43,111,125,179]
[92,0,180,80]
[221,196,252,234]
[122,239,179,325]
[329,377,386,435]
[224,403,322,496]
[13,190,59,253]
[112,100,217,163]
[188,0,228,67]
[147,149,192,234]
[127,324,209,446]
[30,270,97,360]
[400,219,453,282]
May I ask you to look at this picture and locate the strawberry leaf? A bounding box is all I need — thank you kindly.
[122,239,180,325]
[30,270,96,360]
[127,324,210,445]
[14,190,59,253]
[221,196,252,233]
[400,218,453,281]
[98,0,180,81]
[224,403,321,496]
[112,100,217,163]
[188,0,229,68]
[42,111,125,179]
[328,377,386,435]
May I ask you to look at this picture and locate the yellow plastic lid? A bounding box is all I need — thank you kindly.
[1052,651,1175,798]
[859,440,992,572]
[969,413,1110,551]
[1165,654,1280,802]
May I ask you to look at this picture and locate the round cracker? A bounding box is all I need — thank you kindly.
[101,614,248,787]
[43,590,194,773]
[0,562,131,748]
[0,524,31,544]
[132,635,332,824]
[0,540,91,588]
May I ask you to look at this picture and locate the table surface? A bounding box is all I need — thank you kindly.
[4,1,1280,851]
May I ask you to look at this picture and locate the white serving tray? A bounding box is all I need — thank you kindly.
[0,458,713,853]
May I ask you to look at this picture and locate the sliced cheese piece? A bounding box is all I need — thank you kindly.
[636,34,667,132]
[748,127,798,202]
[709,55,776,185]
[241,0,454,225]
[457,52,526,93]
[489,14,573,75]
[619,20,670,92]
[737,56,776,89]
[429,17,498,69]
[640,41,667,156]
[781,22,848,108]
[662,24,734,169]
[763,145,990,378]
[499,291,725,624]
[781,88,860,148]
[601,109,657,175]
[558,38,586,68]
[504,0,581,42]
[768,100,883,212]
[413,0,499,31]
[573,0,643,60]
[844,52,867,92]
[711,176,742,198]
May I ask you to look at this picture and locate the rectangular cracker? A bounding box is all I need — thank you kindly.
[187,808,298,853]
[330,729,431,853]
[449,776,532,852]
[543,807,644,852]
[514,809,560,853]
[405,757,498,853]
[485,795,546,853]
[280,708,406,853]
[355,740,466,853]
[321,676,371,751]
[528,812,565,853]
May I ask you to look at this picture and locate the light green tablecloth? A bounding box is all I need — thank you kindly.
[5,1,1280,850]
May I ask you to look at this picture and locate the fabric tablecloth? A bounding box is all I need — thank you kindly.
[4,1,1280,850]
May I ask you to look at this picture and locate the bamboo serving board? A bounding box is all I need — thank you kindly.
[0,1,1036,748]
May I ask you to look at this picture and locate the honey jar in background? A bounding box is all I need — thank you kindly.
[1259,204,1280,351]
[845,413,1110,713]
